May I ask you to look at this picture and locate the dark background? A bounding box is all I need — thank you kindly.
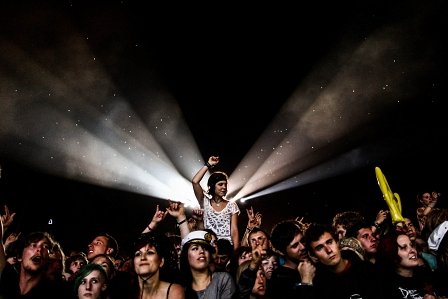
[0,0,446,257]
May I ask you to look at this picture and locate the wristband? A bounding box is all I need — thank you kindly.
[177,218,187,227]
[373,221,381,230]
[205,162,214,169]
[147,225,152,231]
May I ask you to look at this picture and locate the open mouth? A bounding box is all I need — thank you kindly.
[31,256,42,262]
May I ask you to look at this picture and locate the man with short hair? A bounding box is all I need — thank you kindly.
[304,223,385,299]
[345,221,378,264]
[247,227,271,251]
[0,229,66,298]
[86,232,118,261]
[268,219,316,299]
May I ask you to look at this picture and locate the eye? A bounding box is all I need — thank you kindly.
[92,279,98,284]
[81,279,87,285]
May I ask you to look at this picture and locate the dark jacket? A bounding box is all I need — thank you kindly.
[312,249,386,299]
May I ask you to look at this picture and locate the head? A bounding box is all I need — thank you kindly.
[417,191,434,207]
[236,260,266,298]
[206,171,228,197]
[304,224,342,269]
[248,227,271,251]
[179,230,216,282]
[87,232,119,260]
[45,241,65,281]
[228,246,252,279]
[261,249,279,280]
[332,211,365,241]
[403,217,417,242]
[131,230,178,281]
[271,220,308,263]
[338,237,365,261]
[214,238,233,271]
[90,254,116,280]
[65,252,88,275]
[168,234,182,263]
[377,231,419,273]
[74,263,108,299]
[16,231,55,275]
[346,221,378,256]
[113,255,124,271]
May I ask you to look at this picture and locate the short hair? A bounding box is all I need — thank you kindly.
[206,171,228,196]
[167,235,182,248]
[216,239,233,256]
[303,224,335,254]
[248,227,271,241]
[132,230,179,281]
[74,263,108,294]
[16,231,55,260]
[332,211,364,230]
[345,221,372,239]
[97,232,119,258]
[270,220,303,255]
[65,252,88,274]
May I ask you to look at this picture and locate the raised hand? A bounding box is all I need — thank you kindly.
[191,208,204,222]
[1,205,16,230]
[5,232,21,247]
[247,206,262,229]
[152,204,168,224]
[166,200,186,219]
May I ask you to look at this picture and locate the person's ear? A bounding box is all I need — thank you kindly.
[159,257,165,268]
[106,248,114,255]
[102,283,107,292]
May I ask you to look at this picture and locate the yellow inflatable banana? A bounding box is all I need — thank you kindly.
[375,167,405,225]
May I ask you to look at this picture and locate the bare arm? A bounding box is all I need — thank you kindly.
[166,200,190,239]
[230,213,239,250]
[142,204,168,233]
[192,156,219,208]
[0,217,6,281]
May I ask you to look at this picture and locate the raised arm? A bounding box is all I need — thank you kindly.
[142,204,168,233]
[241,206,262,247]
[192,156,219,207]
[166,200,190,239]
[0,216,6,280]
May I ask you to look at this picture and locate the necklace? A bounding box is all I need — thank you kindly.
[213,199,222,206]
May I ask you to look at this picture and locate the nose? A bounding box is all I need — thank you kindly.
[325,245,333,253]
[88,244,93,250]
[86,280,92,290]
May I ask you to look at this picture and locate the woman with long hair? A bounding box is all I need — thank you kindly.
[127,230,184,299]
[180,230,236,299]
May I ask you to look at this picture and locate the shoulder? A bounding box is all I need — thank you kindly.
[214,271,235,284]
[166,282,185,299]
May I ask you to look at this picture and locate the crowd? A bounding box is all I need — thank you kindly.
[0,156,446,299]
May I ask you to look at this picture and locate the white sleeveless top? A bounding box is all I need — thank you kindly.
[203,198,240,245]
